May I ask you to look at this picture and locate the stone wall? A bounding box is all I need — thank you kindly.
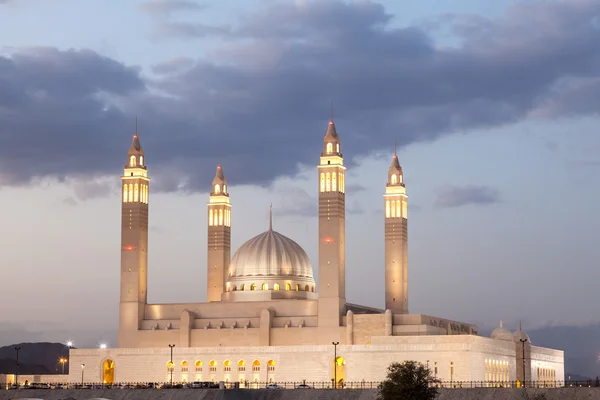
[1,388,600,400]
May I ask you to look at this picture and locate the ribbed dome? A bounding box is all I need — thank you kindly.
[229,229,314,279]
[491,321,513,341]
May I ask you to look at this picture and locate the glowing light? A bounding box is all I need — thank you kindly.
[322,237,335,244]
[100,343,107,349]
[66,341,73,347]
[124,246,135,251]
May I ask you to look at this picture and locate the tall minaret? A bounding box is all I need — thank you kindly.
[118,130,150,347]
[207,165,231,302]
[318,115,346,327]
[384,145,408,314]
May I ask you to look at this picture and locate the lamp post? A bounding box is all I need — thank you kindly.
[168,344,176,385]
[520,339,528,387]
[332,341,339,389]
[59,358,68,374]
[81,364,85,385]
[66,341,72,375]
[14,346,21,387]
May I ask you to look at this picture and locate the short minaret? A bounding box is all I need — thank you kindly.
[118,131,150,347]
[384,145,408,314]
[207,165,231,302]
[317,115,347,327]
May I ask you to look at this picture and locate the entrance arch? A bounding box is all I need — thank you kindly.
[102,359,115,384]
[331,357,345,388]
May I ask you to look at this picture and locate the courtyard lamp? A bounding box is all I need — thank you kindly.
[332,341,339,389]
[168,344,176,385]
[14,346,21,387]
[520,338,528,387]
[59,358,68,374]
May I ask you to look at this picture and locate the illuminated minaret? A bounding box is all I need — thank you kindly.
[318,114,346,327]
[384,145,408,314]
[207,165,231,302]
[118,130,150,347]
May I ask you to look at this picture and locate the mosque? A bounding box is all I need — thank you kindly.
[68,118,564,386]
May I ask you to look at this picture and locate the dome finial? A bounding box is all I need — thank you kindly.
[269,203,273,231]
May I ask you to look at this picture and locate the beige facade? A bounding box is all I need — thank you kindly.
[68,118,563,385]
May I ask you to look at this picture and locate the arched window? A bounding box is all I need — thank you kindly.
[134,183,139,202]
[285,283,291,291]
[274,283,280,291]
[241,284,246,291]
[326,143,333,153]
[320,173,325,193]
[123,185,128,203]
[252,360,260,372]
[215,184,220,194]
[238,360,246,372]
[140,156,144,166]
[399,174,403,184]
[195,361,203,372]
[209,209,213,226]
[296,284,301,291]
[223,184,227,194]
[166,361,174,372]
[128,184,133,202]
[391,174,397,184]
[267,360,275,372]
[332,172,337,191]
[130,155,136,167]
[250,283,256,291]
[402,200,407,219]
[385,201,390,218]
[223,360,231,372]
[219,209,223,226]
[396,200,401,218]
[181,360,188,372]
[262,283,268,290]
[326,172,331,192]
[213,211,218,226]
[209,360,216,372]
[336,143,340,153]
[305,284,309,291]
[391,202,396,218]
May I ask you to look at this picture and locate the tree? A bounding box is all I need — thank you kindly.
[378,361,440,400]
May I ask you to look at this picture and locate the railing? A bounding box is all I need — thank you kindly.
[2,380,599,391]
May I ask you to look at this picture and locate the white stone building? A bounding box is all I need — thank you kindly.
[68,118,563,386]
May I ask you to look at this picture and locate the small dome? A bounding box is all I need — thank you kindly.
[228,229,314,280]
[491,321,513,341]
[513,329,531,344]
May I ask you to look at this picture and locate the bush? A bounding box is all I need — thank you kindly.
[378,361,440,400]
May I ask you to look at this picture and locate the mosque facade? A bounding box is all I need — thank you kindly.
[68,119,564,386]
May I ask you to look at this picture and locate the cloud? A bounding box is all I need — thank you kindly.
[434,185,501,208]
[2,1,600,195]
[139,0,204,15]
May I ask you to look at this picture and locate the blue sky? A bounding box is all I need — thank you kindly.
[1,0,599,348]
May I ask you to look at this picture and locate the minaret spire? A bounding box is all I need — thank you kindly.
[269,203,273,231]
[394,139,397,157]
[135,116,138,137]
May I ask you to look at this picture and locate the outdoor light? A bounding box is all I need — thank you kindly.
[66,341,73,347]
[100,343,107,349]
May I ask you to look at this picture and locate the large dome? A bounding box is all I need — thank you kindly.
[229,229,314,279]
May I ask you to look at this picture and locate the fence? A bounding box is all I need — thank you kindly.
[2,380,600,391]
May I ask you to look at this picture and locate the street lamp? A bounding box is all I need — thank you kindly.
[168,344,176,385]
[332,341,339,389]
[14,346,21,387]
[520,338,528,387]
[59,358,68,374]
[81,364,85,385]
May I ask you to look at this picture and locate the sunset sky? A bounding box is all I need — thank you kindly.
[1,0,600,348]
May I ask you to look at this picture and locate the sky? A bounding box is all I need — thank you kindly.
[1,0,600,348]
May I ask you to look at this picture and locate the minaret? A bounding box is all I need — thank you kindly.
[384,144,408,314]
[317,113,346,327]
[207,165,231,302]
[118,129,150,347]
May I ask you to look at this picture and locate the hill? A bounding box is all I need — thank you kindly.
[0,342,72,374]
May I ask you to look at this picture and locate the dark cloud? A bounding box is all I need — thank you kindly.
[1,1,600,194]
[434,185,501,208]
[139,0,204,15]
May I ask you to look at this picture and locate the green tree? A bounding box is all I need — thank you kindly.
[378,361,440,400]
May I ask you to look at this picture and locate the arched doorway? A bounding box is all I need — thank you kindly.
[102,359,115,384]
[331,357,345,388]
